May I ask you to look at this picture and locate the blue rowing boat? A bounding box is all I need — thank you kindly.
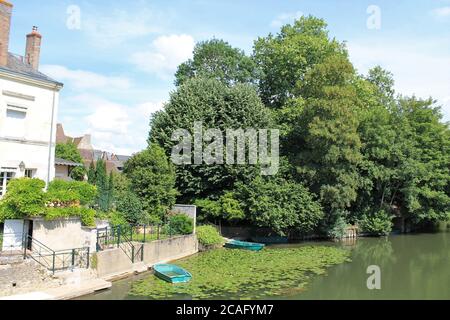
[224,240,265,251]
[154,264,192,283]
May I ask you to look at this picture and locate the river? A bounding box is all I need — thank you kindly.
[78,229,449,300]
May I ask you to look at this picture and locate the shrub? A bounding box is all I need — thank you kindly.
[0,178,46,222]
[115,191,146,225]
[168,214,194,235]
[195,192,245,222]
[359,209,393,236]
[44,207,96,227]
[196,225,223,247]
[324,215,348,239]
[108,210,128,227]
[236,177,324,236]
[47,180,97,206]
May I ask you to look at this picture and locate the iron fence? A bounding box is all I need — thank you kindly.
[24,235,90,274]
[96,223,194,263]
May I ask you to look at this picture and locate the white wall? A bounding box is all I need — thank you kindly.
[32,217,89,251]
[0,75,60,186]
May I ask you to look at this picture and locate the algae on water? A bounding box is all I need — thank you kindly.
[129,246,350,300]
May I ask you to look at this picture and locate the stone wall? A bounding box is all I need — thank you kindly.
[95,234,198,278]
[142,234,198,266]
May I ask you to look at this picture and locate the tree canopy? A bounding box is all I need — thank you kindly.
[124,144,178,221]
[175,39,259,87]
[138,15,450,236]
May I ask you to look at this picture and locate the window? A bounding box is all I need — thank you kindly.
[4,105,27,138]
[25,169,36,178]
[0,171,15,197]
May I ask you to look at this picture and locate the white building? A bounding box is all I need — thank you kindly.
[0,0,63,197]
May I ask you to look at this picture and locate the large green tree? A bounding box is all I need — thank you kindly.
[175,39,259,87]
[253,16,347,109]
[95,159,109,212]
[278,55,363,227]
[357,67,450,228]
[149,77,272,201]
[123,144,178,220]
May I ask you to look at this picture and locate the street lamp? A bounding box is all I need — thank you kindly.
[19,161,26,172]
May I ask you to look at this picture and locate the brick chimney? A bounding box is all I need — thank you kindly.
[0,0,13,67]
[25,26,42,70]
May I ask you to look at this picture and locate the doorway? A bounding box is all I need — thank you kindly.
[26,220,33,251]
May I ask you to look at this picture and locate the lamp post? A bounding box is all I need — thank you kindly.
[19,161,26,172]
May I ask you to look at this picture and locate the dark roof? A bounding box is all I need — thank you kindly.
[55,158,83,167]
[0,53,62,86]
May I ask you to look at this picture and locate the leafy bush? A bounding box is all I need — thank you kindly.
[45,207,96,227]
[168,214,194,235]
[0,178,46,222]
[195,192,245,222]
[324,215,348,239]
[114,191,146,225]
[196,225,224,247]
[108,210,129,227]
[47,180,97,206]
[359,210,393,236]
[236,177,324,236]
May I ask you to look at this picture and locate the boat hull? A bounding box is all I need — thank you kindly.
[154,264,192,283]
[224,240,265,251]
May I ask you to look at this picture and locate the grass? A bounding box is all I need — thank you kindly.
[129,245,350,300]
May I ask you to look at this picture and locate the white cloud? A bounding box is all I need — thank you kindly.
[82,9,162,47]
[432,7,450,18]
[59,94,156,155]
[136,101,165,118]
[347,39,450,121]
[270,11,303,28]
[41,65,131,91]
[130,34,195,77]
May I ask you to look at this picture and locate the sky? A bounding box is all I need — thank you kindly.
[6,0,450,155]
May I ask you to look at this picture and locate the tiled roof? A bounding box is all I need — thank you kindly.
[0,52,62,86]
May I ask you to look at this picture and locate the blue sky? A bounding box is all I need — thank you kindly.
[7,0,450,154]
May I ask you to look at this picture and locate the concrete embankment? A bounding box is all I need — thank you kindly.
[96,234,198,280]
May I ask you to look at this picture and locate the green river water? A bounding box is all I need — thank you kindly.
[78,229,449,300]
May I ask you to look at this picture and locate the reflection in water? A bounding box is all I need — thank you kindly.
[295,231,449,300]
[78,231,449,300]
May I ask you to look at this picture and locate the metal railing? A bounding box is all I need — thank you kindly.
[96,225,144,263]
[23,235,90,274]
[96,223,193,263]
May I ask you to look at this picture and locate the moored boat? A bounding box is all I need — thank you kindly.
[224,239,265,251]
[251,236,289,244]
[154,264,192,283]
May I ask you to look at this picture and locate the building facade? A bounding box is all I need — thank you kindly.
[0,1,63,197]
